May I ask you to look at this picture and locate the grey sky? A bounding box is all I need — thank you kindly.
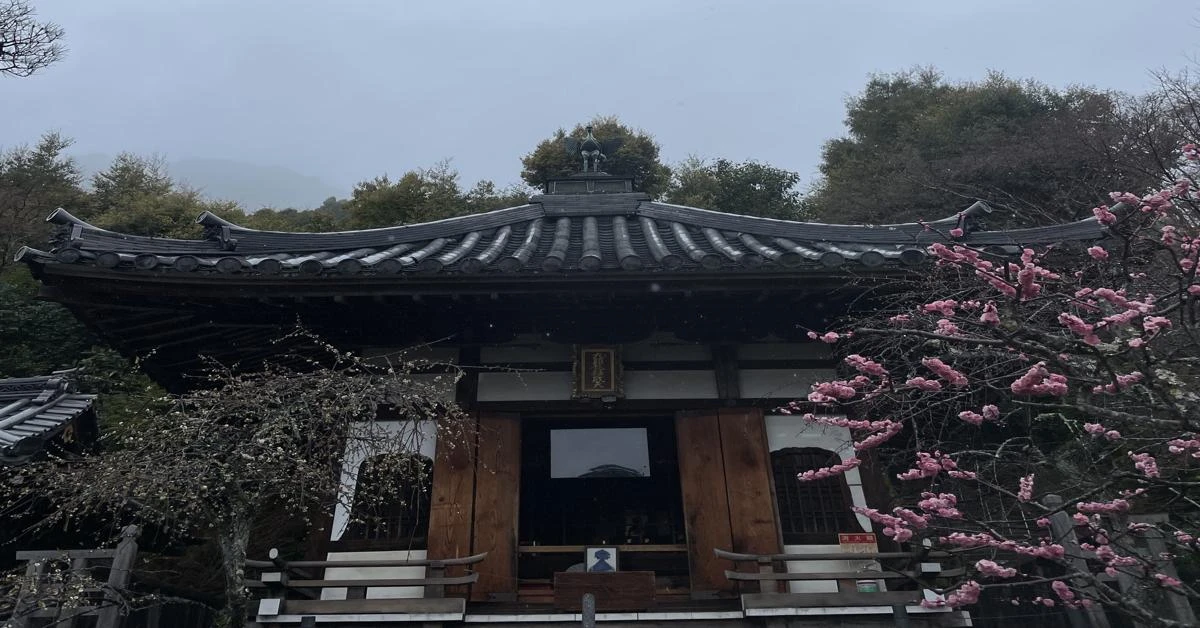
[4,0,1199,209]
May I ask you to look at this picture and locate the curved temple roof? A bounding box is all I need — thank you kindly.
[16,192,1106,280]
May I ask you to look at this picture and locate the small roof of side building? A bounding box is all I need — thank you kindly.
[0,371,97,465]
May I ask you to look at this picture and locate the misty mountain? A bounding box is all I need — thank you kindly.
[73,154,345,211]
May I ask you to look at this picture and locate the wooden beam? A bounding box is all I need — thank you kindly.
[712,345,740,400]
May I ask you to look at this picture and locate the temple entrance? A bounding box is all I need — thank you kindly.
[516,417,689,592]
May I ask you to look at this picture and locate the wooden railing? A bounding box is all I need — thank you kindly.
[11,525,211,628]
[715,548,961,626]
[245,549,486,619]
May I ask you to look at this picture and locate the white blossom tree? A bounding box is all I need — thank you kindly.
[3,333,469,626]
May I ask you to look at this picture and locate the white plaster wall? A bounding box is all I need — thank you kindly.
[622,335,711,361]
[737,342,831,361]
[363,345,460,364]
[331,420,438,542]
[477,372,572,401]
[480,335,572,363]
[764,415,877,594]
[624,370,716,399]
[319,550,427,600]
[739,369,833,399]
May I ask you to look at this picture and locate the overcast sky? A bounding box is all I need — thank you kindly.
[4,0,1200,207]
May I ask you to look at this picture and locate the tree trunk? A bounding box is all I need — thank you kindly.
[216,514,251,628]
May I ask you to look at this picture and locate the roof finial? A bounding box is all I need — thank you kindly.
[564,125,622,174]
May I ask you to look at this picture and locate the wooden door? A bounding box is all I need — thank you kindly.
[470,412,521,601]
[427,415,478,594]
[676,408,780,595]
[718,407,780,556]
[675,410,734,594]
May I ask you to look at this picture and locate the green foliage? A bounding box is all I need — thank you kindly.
[0,132,83,273]
[462,179,530,214]
[85,153,173,218]
[521,116,672,197]
[82,154,247,239]
[667,157,808,220]
[344,161,530,229]
[74,346,167,431]
[0,266,92,378]
[807,69,1171,226]
[344,161,462,228]
[235,206,337,232]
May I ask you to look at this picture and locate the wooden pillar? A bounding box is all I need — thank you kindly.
[1043,495,1110,628]
[470,412,520,601]
[96,525,139,628]
[675,410,734,596]
[427,414,479,595]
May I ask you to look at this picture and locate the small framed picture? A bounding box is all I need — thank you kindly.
[585,547,619,572]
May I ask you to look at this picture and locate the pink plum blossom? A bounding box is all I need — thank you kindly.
[1010,363,1068,396]
[1129,452,1159,478]
[1092,204,1117,225]
[797,457,861,481]
[935,318,962,336]
[1077,499,1131,514]
[807,331,841,344]
[1155,574,1182,588]
[958,410,983,426]
[921,357,968,387]
[976,559,1017,579]
[1017,474,1034,502]
[922,299,958,316]
[905,377,943,392]
[979,301,1000,325]
[1051,580,1076,603]
[845,354,888,377]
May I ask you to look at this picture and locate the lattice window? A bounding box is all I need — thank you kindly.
[771,447,858,544]
[345,454,432,548]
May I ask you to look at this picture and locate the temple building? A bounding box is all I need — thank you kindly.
[15,143,1105,626]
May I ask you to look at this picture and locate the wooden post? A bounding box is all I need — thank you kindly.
[11,558,45,628]
[59,557,90,628]
[757,557,777,594]
[581,593,596,628]
[1127,514,1197,627]
[1043,495,1109,628]
[96,525,139,628]
[425,560,446,599]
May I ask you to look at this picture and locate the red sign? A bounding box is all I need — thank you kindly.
[838,533,878,553]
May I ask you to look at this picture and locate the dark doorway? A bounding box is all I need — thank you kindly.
[517,417,687,581]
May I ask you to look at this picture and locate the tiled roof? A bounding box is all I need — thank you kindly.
[14,193,1106,280]
[0,371,95,464]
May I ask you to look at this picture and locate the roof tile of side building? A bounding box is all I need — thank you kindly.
[14,193,1106,279]
[0,372,96,465]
